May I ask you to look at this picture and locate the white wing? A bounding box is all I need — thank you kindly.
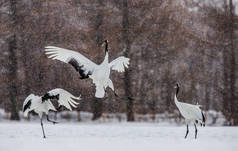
[23,94,42,117]
[179,102,203,121]
[109,56,130,72]
[45,46,98,79]
[23,94,42,111]
[47,88,80,111]
[23,94,35,110]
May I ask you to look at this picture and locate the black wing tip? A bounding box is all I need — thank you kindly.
[201,111,206,126]
[23,100,32,112]
[43,92,59,101]
[68,58,91,79]
[42,93,49,102]
[80,74,89,79]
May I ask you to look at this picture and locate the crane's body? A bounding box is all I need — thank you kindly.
[23,94,56,118]
[174,96,204,124]
[23,88,80,138]
[89,52,113,98]
[174,83,205,139]
[45,40,129,98]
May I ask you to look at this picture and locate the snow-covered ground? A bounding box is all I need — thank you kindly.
[0,122,237,151]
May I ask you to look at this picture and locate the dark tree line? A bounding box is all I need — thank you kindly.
[0,0,237,125]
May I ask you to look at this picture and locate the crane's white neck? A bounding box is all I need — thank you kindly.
[103,51,109,64]
[174,94,179,104]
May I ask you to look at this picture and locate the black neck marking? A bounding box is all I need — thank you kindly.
[176,85,179,97]
[105,40,108,54]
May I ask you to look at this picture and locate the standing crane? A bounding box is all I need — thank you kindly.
[174,83,205,139]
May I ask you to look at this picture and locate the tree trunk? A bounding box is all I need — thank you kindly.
[8,0,19,120]
[222,0,237,125]
[92,98,104,120]
[122,0,134,121]
[204,83,210,111]
[91,0,104,120]
[228,0,237,125]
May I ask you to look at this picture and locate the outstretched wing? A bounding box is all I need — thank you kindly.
[109,56,130,72]
[45,46,98,79]
[43,88,80,111]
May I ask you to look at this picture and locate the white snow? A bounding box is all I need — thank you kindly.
[0,122,237,151]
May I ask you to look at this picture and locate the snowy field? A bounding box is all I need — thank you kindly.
[0,122,237,151]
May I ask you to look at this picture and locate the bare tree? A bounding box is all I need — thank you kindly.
[199,0,237,125]
[122,0,134,121]
[222,0,237,125]
[7,0,19,120]
[0,0,237,124]
[91,0,104,120]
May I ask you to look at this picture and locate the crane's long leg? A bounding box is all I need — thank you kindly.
[47,115,58,124]
[185,124,189,139]
[40,118,46,138]
[194,123,198,139]
[106,82,133,100]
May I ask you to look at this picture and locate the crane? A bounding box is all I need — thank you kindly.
[23,88,80,138]
[45,40,130,98]
[174,83,205,139]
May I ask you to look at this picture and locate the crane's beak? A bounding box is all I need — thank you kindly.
[174,83,179,88]
[101,40,109,47]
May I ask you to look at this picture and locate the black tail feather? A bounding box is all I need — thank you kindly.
[201,111,206,127]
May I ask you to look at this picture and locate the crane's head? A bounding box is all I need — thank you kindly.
[174,83,180,97]
[174,82,180,89]
[104,40,109,44]
[22,94,35,117]
[101,40,109,53]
